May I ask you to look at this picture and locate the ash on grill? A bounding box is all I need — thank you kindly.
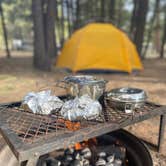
[39,138,127,166]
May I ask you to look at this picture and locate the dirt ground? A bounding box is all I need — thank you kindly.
[0,51,166,165]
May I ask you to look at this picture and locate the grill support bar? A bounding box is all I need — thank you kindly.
[24,156,39,166]
[158,114,166,153]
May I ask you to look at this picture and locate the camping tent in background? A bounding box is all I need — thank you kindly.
[56,23,143,73]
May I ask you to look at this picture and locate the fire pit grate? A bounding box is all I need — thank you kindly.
[0,98,166,163]
[103,99,161,123]
[0,101,161,144]
[0,106,106,144]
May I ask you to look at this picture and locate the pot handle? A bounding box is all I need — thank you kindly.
[124,103,133,114]
[56,80,68,89]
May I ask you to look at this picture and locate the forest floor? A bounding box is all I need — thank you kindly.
[0,51,166,165]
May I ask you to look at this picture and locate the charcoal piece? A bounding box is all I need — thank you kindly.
[105,163,114,166]
[114,159,122,166]
[81,147,92,159]
[82,159,90,166]
[97,152,107,158]
[40,161,47,166]
[61,159,70,166]
[74,152,81,160]
[95,158,106,166]
[70,159,83,166]
[65,148,75,155]
[106,155,115,163]
[65,154,73,162]
[45,157,61,166]
[97,145,126,161]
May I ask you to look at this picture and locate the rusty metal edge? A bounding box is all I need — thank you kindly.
[17,106,166,162]
[18,123,119,161]
[0,120,23,160]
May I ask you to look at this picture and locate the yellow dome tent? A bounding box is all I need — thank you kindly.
[56,23,143,73]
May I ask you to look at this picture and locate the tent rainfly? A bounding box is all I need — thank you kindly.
[56,23,143,73]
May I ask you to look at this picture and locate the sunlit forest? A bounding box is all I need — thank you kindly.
[0,0,165,66]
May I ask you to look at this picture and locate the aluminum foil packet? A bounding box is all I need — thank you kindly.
[22,90,64,115]
[60,95,102,121]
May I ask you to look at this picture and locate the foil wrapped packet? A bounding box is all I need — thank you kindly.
[22,90,64,115]
[60,95,102,121]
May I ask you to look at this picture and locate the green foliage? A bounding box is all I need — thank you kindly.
[1,0,32,41]
[0,0,165,55]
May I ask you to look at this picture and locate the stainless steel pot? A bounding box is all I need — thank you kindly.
[106,87,147,113]
[56,75,107,100]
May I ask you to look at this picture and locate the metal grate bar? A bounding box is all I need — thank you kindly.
[0,101,161,144]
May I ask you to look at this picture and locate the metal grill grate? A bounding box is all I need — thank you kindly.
[103,99,160,123]
[0,101,161,144]
[0,106,105,144]
[0,107,70,143]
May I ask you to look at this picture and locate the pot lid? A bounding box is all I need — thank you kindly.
[106,87,147,103]
[64,75,106,85]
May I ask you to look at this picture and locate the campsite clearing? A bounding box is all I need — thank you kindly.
[0,52,166,165]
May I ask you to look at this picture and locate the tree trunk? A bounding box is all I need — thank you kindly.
[130,0,138,37]
[0,3,11,58]
[32,0,46,69]
[143,0,160,57]
[74,0,80,30]
[32,0,57,71]
[154,10,161,54]
[91,0,96,21]
[70,0,74,32]
[133,0,149,55]
[60,0,65,47]
[65,0,72,37]
[55,0,61,48]
[45,0,57,60]
[160,8,166,58]
[100,0,105,22]
[109,0,115,23]
[117,0,123,27]
[87,1,92,23]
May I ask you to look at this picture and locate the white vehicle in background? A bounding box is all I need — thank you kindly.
[12,39,33,51]
[12,39,23,50]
